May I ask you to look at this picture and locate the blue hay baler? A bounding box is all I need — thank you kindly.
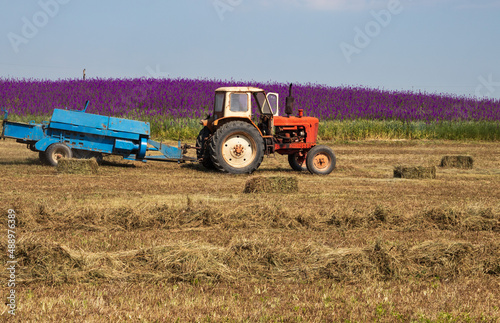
[1,101,196,166]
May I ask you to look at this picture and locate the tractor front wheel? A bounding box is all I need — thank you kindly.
[288,152,307,171]
[209,121,264,174]
[45,143,72,166]
[306,145,336,175]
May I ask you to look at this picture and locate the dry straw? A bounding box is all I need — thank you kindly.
[422,207,498,231]
[3,234,499,284]
[57,158,99,175]
[394,166,436,179]
[440,155,474,169]
[243,176,298,193]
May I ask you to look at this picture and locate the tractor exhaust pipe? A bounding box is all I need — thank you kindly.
[285,83,294,117]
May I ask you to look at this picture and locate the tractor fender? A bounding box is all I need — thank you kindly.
[213,117,264,137]
[34,137,61,152]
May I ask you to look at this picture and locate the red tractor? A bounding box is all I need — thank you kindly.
[196,84,336,175]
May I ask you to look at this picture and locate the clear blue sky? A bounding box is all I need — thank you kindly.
[1,0,500,99]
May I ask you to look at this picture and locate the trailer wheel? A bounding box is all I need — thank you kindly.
[209,121,264,174]
[45,143,72,166]
[196,127,215,169]
[306,145,336,175]
[288,152,307,171]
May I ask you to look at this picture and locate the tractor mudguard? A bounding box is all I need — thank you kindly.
[213,117,264,137]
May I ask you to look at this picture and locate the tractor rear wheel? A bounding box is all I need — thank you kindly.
[45,143,72,167]
[306,145,336,175]
[209,121,264,174]
[288,152,307,171]
[196,127,215,169]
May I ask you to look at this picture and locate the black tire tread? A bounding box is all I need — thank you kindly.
[45,143,72,167]
[288,153,307,171]
[306,145,336,175]
[196,127,215,169]
[209,121,264,174]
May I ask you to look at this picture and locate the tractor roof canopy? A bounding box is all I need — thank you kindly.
[215,86,264,93]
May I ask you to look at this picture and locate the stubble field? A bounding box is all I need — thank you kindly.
[0,138,499,322]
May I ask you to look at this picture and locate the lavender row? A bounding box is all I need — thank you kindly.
[0,78,499,121]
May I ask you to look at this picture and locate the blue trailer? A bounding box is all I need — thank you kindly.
[1,101,196,166]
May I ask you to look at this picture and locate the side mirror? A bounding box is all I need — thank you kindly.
[285,84,294,116]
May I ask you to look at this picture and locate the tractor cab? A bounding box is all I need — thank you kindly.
[203,87,279,136]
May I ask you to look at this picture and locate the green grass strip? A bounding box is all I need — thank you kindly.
[318,119,499,141]
[4,114,498,141]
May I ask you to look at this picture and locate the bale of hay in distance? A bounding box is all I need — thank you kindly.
[440,155,474,169]
[394,166,436,179]
[243,176,298,193]
[57,158,99,175]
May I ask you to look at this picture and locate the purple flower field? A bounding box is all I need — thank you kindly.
[1,78,499,122]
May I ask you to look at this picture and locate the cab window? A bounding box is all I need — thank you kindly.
[268,93,278,115]
[254,92,272,114]
[230,93,248,112]
[214,93,224,112]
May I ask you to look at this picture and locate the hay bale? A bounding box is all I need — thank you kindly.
[440,155,474,169]
[394,165,436,179]
[243,176,298,193]
[57,158,99,175]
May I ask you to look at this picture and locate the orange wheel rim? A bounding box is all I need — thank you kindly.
[313,153,330,170]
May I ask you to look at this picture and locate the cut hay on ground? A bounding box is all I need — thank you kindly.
[57,158,99,175]
[422,207,499,231]
[6,237,498,284]
[440,155,474,169]
[243,176,298,193]
[9,238,232,283]
[394,165,436,179]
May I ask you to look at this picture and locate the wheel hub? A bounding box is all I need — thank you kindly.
[222,134,256,168]
[233,144,244,156]
[53,151,65,161]
[313,153,330,170]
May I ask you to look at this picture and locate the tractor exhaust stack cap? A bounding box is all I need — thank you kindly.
[285,83,294,117]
